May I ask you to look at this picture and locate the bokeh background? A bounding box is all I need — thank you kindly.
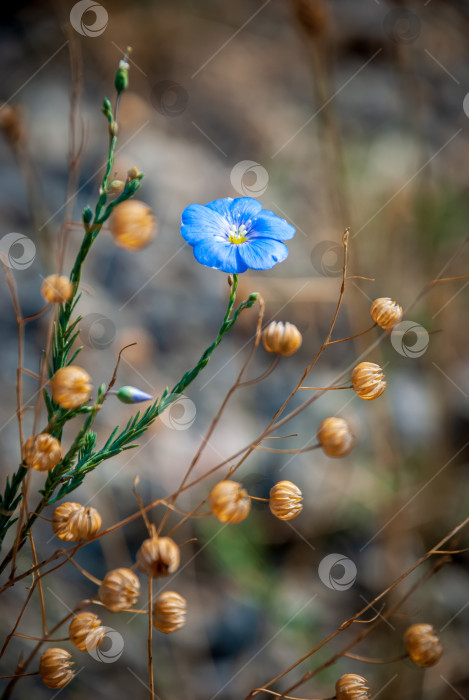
[1,0,469,698]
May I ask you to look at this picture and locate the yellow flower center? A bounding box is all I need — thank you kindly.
[228,224,247,244]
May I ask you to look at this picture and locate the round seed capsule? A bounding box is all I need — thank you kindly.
[335,673,371,700]
[317,417,355,457]
[69,612,106,651]
[269,481,303,520]
[50,365,93,410]
[52,502,102,542]
[262,321,302,357]
[370,297,403,329]
[404,623,443,667]
[23,433,61,471]
[153,591,187,633]
[209,480,251,523]
[137,536,180,577]
[39,648,75,689]
[41,275,74,304]
[110,200,156,250]
[99,568,140,612]
[351,362,386,400]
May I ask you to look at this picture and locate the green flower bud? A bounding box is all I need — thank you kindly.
[115,60,129,94]
[102,97,113,121]
[116,386,153,404]
[82,206,93,224]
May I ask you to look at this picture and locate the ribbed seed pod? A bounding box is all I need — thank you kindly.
[99,568,140,612]
[137,536,180,577]
[335,673,371,700]
[41,274,74,304]
[370,297,403,329]
[52,502,102,542]
[153,591,187,633]
[110,200,156,250]
[69,612,106,651]
[209,480,251,523]
[23,433,61,471]
[262,321,303,357]
[50,366,93,409]
[317,417,355,457]
[351,362,386,400]
[404,623,443,667]
[269,481,303,520]
[39,648,75,689]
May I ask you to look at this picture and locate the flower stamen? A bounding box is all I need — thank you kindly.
[228,223,248,244]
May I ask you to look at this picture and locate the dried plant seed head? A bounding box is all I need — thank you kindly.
[108,179,125,194]
[23,433,61,471]
[262,321,302,357]
[50,365,93,410]
[370,297,403,329]
[41,274,74,304]
[69,612,106,651]
[137,536,180,577]
[317,417,355,457]
[209,480,251,523]
[99,568,140,612]
[335,673,371,700]
[110,200,156,250]
[127,166,140,180]
[153,591,187,633]
[404,623,443,667]
[269,481,303,520]
[351,362,386,400]
[39,648,75,690]
[52,502,102,542]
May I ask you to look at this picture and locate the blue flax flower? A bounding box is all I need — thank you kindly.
[181,197,295,273]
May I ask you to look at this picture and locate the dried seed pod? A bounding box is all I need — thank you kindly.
[317,417,355,457]
[370,297,403,329]
[335,673,371,700]
[0,103,24,144]
[292,0,329,39]
[99,568,140,612]
[52,502,102,542]
[39,648,75,689]
[153,591,187,633]
[69,612,106,651]
[209,480,251,523]
[137,536,180,577]
[269,481,303,520]
[110,200,156,250]
[351,362,386,400]
[23,433,61,471]
[262,321,302,357]
[50,365,93,410]
[404,623,443,667]
[41,274,74,304]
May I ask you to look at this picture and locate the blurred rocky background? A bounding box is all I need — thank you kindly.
[0,0,469,698]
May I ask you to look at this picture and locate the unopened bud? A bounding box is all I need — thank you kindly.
[116,386,153,404]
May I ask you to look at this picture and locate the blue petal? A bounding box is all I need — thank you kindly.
[193,239,248,273]
[238,238,289,270]
[206,198,233,219]
[181,204,229,245]
[229,197,263,226]
[250,212,296,241]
